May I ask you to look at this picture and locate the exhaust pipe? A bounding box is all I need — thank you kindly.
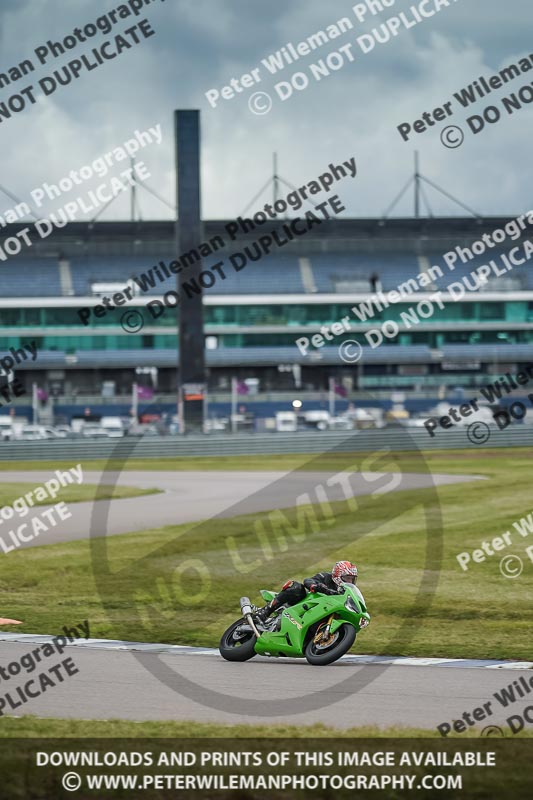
[240,597,253,616]
[240,596,261,638]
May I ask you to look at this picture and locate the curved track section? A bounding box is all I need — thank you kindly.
[0,470,485,548]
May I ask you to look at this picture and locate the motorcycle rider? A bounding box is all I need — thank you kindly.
[254,560,358,623]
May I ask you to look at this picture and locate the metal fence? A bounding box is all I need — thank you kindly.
[0,426,531,461]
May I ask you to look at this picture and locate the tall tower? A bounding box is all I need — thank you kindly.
[175,110,205,432]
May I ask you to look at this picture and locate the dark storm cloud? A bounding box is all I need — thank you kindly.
[0,0,531,220]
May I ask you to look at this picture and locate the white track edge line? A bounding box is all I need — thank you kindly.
[0,634,531,669]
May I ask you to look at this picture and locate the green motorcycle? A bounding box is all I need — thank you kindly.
[219,583,370,666]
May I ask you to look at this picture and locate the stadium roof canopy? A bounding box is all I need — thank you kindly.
[0,215,525,259]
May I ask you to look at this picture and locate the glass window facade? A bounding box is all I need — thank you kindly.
[0,301,532,349]
[0,301,530,329]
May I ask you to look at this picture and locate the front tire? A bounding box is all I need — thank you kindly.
[219,619,257,662]
[305,623,356,665]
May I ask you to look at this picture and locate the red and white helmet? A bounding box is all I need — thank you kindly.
[332,560,358,586]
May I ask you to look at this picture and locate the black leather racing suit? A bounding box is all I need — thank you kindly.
[303,571,339,594]
[270,572,340,609]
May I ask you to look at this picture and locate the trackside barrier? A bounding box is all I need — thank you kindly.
[0,427,531,460]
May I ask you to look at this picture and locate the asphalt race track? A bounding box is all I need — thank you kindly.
[2,468,505,732]
[0,638,530,731]
[0,469,485,548]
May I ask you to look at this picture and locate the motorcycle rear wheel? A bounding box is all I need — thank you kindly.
[219,619,257,662]
[304,623,356,665]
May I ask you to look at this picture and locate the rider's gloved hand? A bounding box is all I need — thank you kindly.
[310,583,335,595]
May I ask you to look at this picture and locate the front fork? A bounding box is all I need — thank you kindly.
[313,613,335,645]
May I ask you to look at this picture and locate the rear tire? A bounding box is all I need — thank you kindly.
[304,623,356,665]
[219,619,257,662]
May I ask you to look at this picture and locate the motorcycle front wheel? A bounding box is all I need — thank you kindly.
[304,622,356,665]
[219,619,258,662]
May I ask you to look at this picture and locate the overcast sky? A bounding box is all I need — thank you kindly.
[0,0,531,222]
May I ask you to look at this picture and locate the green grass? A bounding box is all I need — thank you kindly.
[0,482,159,508]
[2,716,530,738]
[0,448,531,660]
[0,447,529,473]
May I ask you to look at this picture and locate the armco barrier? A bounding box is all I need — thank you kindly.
[0,426,532,460]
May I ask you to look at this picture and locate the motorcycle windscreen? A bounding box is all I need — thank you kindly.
[342,583,367,609]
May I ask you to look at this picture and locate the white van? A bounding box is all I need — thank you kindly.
[301,410,330,431]
[275,411,298,432]
[100,416,126,438]
[17,425,51,440]
[0,417,13,440]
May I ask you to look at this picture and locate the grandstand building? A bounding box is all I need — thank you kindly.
[1,216,532,420]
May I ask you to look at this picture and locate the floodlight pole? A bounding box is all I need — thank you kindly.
[130,157,136,221]
[273,152,279,206]
[414,151,420,219]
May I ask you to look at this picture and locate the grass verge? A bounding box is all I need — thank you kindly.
[0,483,159,508]
[2,716,530,738]
[0,446,531,473]
[0,449,531,660]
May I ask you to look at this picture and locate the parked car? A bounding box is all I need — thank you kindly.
[100,416,126,437]
[204,418,229,433]
[43,426,68,438]
[329,416,355,430]
[0,418,13,440]
[344,408,386,429]
[101,426,125,438]
[139,424,162,437]
[17,425,51,440]
[275,411,298,432]
[299,410,331,431]
[81,424,110,439]
[52,425,76,438]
